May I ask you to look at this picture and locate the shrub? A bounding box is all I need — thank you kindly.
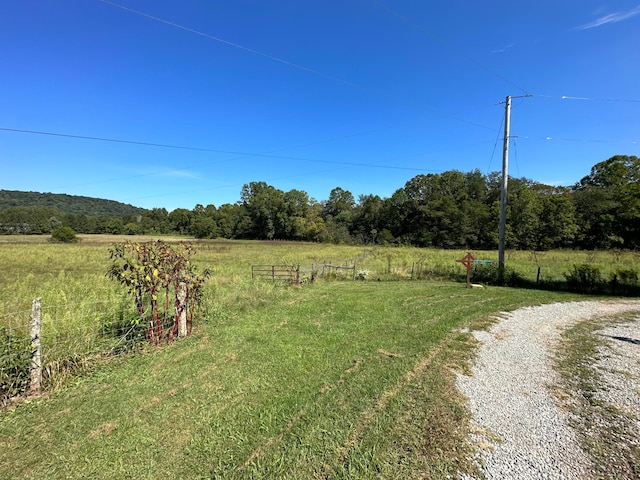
[123,222,141,235]
[614,268,638,286]
[471,264,524,287]
[50,226,78,243]
[107,240,210,345]
[612,268,640,296]
[564,264,603,293]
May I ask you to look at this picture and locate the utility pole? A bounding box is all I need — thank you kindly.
[498,96,511,277]
[498,93,532,280]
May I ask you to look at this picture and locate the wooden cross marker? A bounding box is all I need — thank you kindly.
[457,252,475,288]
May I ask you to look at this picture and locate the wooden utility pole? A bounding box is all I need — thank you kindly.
[498,96,511,276]
[498,93,531,279]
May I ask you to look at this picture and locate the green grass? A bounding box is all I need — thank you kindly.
[553,315,640,480]
[0,235,631,477]
[0,276,582,479]
[1,235,632,397]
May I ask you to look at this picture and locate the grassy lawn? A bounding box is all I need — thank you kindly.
[1,274,581,479]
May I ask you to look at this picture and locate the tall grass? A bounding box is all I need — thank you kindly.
[1,234,636,401]
[0,239,141,399]
[2,235,635,325]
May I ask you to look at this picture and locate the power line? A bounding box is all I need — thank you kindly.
[147,139,494,202]
[533,94,640,103]
[0,126,440,174]
[98,0,363,90]
[520,135,638,144]
[486,113,505,174]
[562,95,640,103]
[0,127,238,154]
[512,137,520,178]
[370,0,530,94]
[2,125,493,202]
[97,0,495,131]
[123,148,473,205]
[2,113,456,181]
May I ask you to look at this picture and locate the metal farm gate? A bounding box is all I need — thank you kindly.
[251,265,302,283]
[251,262,357,284]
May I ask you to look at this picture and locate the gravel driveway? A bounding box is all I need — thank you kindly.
[457,300,640,480]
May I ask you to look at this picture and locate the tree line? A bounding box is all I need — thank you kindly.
[1,155,638,251]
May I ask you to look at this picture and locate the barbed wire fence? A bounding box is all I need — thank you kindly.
[1,296,144,406]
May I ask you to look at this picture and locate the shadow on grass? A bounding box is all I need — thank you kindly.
[465,264,640,298]
[603,335,640,346]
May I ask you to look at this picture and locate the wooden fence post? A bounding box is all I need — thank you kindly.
[29,297,42,395]
[176,282,188,338]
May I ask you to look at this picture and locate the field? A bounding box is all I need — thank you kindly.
[0,235,631,478]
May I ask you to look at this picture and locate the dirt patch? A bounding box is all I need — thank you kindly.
[88,422,116,438]
[377,349,403,358]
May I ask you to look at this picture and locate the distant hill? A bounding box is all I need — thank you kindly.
[0,190,146,217]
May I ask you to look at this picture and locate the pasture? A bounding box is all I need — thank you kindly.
[0,235,628,478]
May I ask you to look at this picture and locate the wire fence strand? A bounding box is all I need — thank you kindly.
[1,298,146,405]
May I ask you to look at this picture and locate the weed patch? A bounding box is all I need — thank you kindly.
[0,328,30,404]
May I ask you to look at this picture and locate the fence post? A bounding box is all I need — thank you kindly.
[29,297,42,395]
[176,282,188,338]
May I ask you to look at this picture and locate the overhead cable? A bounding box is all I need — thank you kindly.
[486,114,505,174]
[97,0,495,131]
[0,126,438,172]
[370,0,530,94]
[533,94,640,103]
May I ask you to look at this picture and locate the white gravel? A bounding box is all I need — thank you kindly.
[594,319,640,439]
[456,300,640,480]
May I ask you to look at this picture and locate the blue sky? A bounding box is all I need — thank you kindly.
[2,1,638,211]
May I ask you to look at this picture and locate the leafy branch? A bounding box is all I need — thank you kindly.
[107,240,210,344]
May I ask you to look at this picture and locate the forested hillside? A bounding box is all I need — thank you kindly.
[1,155,638,251]
[0,190,145,217]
